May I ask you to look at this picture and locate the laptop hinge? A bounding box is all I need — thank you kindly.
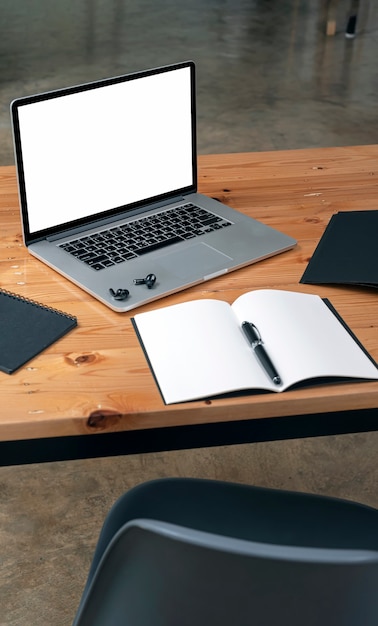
[46,196,186,242]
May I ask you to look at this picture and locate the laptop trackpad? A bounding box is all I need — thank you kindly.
[157,243,232,279]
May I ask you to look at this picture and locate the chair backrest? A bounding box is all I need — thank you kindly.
[73,518,378,626]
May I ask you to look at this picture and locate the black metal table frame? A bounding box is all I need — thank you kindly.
[1,408,377,467]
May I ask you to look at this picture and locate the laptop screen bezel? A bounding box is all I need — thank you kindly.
[10,60,197,245]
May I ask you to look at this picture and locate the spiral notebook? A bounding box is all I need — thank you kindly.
[0,288,77,374]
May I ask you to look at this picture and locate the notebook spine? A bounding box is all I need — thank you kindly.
[0,288,77,321]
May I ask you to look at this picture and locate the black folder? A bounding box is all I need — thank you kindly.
[0,288,77,373]
[300,211,378,288]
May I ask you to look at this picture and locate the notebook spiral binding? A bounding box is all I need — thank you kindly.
[0,287,77,321]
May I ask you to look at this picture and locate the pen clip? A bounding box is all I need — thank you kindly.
[242,321,262,348]
[250,323,263,346]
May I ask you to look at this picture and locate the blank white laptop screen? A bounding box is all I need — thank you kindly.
[16,66,194,234]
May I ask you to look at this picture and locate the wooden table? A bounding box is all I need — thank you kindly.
[1,146,377,465]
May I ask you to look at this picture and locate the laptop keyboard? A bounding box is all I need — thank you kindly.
[58,203,232,271]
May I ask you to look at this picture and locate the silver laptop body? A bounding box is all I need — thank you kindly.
[11,61,296,312]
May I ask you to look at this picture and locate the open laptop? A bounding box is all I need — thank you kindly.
[11,61,296,312]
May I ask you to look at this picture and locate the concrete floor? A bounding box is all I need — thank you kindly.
[0,1,377,625]
[1,1,378,164]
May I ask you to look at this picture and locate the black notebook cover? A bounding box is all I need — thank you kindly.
[0,288,77,374]
[300,210,378,288]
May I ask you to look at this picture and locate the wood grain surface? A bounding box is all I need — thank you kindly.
[1,145,377,441]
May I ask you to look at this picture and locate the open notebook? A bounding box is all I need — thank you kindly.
[132,289,378,404]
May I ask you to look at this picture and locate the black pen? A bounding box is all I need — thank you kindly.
[241,322,281,385]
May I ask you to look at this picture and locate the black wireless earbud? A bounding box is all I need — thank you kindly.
[133,273,157,289]
[109,288,130,301]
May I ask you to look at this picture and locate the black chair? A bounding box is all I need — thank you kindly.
[72,477,378,626]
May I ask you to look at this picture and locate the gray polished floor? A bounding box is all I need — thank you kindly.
[1,0,378,164]
[0,2,377,625]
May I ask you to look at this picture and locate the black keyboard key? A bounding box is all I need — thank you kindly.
[201,215,222,226]
[136,236,183,256]
[87,254,109,265]
[78,252,98,262]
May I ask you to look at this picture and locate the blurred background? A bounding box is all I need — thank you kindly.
[1,0,378,165]
[0,2,377,625]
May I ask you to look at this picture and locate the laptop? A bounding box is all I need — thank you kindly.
[11,61,296,312]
